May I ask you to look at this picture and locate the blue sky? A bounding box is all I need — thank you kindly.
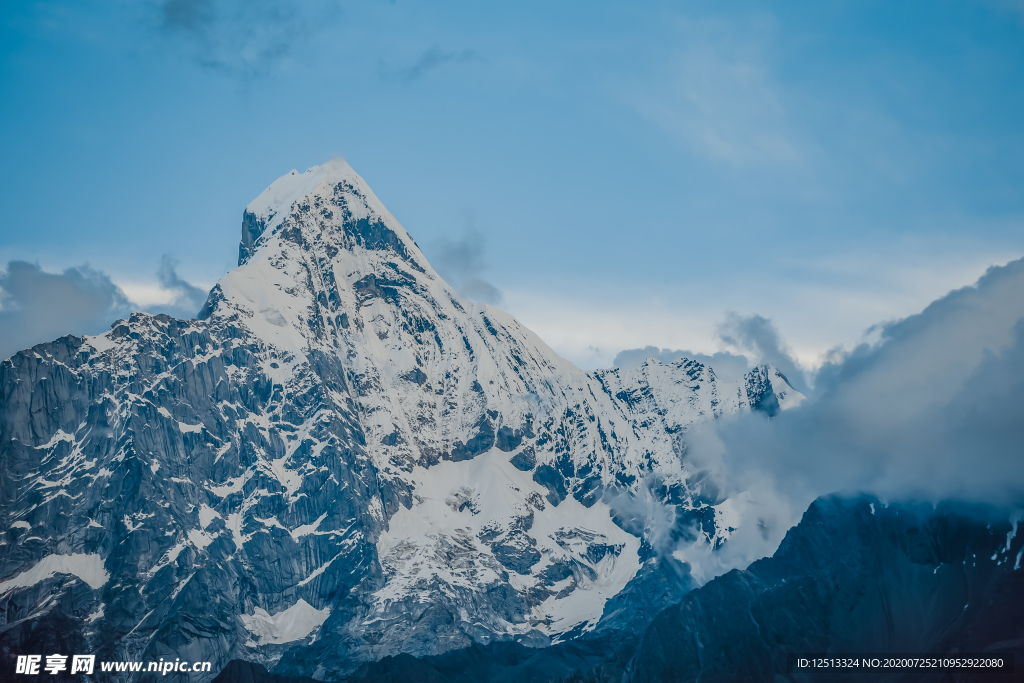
[2,0,1024,369]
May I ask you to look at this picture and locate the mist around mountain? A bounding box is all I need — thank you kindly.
[0,256,210,363]
[1,160,1022,682]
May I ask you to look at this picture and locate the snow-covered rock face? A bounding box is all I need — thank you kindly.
[0,159,802,680]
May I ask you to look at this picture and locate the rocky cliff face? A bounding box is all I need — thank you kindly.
[0,160,801,680]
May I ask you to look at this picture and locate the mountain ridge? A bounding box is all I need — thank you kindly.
[0,159,802,680]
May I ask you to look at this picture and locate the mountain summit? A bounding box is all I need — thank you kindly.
[0,161,801,680]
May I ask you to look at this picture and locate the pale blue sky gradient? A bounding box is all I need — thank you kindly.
[2,0,1023,367]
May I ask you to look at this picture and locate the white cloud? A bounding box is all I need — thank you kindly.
[675,256,1024,581]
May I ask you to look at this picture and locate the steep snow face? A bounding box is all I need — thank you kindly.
[371,451,642,642]
[241,599,331,646]
[0,554,108,592]
[0,159,803,680]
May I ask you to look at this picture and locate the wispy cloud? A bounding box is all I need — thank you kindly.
[154,0,341,77]
[633,13,802,167]
[429,230,502,305]
[717,312,808,392]
[161,0,213,32]
[154,255,210,318]
[386,46,483,84]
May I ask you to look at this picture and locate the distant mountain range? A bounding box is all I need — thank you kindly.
[2,161,1018,682]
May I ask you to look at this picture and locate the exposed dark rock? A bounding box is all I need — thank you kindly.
[509,446,536,472]
[629,496,1024,683]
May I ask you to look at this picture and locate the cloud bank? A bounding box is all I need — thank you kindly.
[671,256,1024,580]
[0,262,132,363]
[0,259,208,362]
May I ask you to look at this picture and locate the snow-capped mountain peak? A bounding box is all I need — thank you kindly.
[238,158,428,272]
[0,161,803,680]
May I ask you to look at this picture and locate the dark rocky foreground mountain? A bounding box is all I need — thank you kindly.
[213,497,1024,683]
[628,497,1024,683]
[0,160,802,681]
